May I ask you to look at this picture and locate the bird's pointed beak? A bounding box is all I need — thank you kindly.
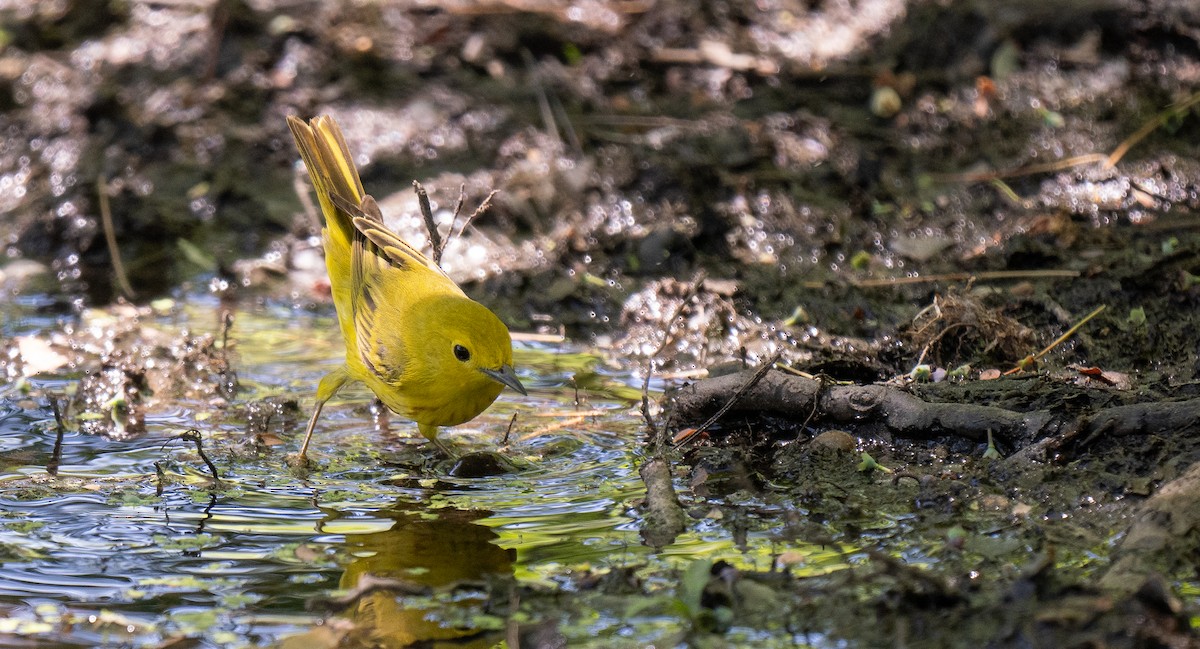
[481,364,527,396]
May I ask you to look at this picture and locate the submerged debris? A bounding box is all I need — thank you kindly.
[1,303,237,437]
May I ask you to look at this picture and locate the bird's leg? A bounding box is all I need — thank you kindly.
[296,401,325,463]
[430,436,455,458]
[293,368,349,465]
[418,422,455,458]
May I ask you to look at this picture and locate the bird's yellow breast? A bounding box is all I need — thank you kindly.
[344,291,514,432]
[358,364,505,429]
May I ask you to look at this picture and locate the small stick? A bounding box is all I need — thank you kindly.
[550,91,581,152]
[523,48,562,147]
[502,413,518,446]
[641,271,708,444]
[792,373,828,441]
[931,153,1108,184]
[451,184,467,231]
[851,269,1079,288]
[640,359,659,440]
[413,181,498,268]
[48,397,66,476]
[413,181,444,265]
[97,177,135,300]
[180,429,221,483]
[452,189,497,245]
[1104,90,1200,169]
[1005,304,1107,375]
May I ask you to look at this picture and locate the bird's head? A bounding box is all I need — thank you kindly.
[426,297,526,403]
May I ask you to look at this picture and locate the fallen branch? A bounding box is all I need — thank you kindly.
[669,368,1200,453]
[668,369,1059,446]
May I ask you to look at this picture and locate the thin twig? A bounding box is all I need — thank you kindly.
[180,429,221,483]
[523,48,562,147]
[641,359,659,440]
[502,413,518,446]
[1005,304,1107,375]
[850,269,1079,288]
[675,349,785,448]
[792,373,828,441]
[640,271,708,446]
[97,177,135,300]
[453,189,498,245]
[931,153,1108,184]
[550,87,581,152]
[1129,178,1170,204]
[931,90,1200,184]
[1104,90,1200,169]
[48,397,66,476]
[651,273,708,359]
[414,181,499,268]
[413,181,444,266]
[451,183,467,232]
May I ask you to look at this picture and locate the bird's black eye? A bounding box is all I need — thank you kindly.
[453,344,471,362]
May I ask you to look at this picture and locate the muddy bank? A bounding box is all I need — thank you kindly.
[2,1,1198,338]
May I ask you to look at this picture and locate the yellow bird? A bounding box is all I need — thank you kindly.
[287,115,526,461]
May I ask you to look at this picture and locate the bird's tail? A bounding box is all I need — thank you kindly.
[287,115,365,286]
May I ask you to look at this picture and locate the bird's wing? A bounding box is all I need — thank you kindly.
[328,191,465,384]
[289,114,461,385]
[327,193,453,282]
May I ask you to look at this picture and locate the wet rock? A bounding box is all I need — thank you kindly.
[810,429,856,453]
[447,450,515,477]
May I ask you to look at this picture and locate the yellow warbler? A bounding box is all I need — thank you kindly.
[287,115,525,461]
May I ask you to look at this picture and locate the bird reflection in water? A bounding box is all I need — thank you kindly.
[284,505,514,649]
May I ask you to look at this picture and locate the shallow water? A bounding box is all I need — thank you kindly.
[0,294,848,647]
